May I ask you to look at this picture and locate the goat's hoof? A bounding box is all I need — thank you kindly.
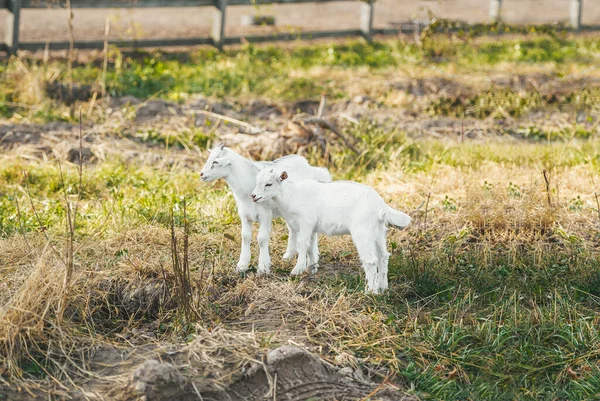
[236,263,250,273]
[365,287,386,295]
[290,267,307,276]
[282,251,297,260]
[310,264,319,274]
[257,265,271,275]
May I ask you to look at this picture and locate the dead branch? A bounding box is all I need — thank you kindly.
[336,112,359,125]
[188,109,263,134]
[302,117,359,154]
[317,94,326,118]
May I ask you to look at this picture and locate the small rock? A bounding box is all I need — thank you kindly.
[132,359,185,401]
[352,95,370,105]
[67,146,93,164]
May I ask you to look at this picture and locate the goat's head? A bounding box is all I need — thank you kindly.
[251,168,288,203]
[200,144,232,182]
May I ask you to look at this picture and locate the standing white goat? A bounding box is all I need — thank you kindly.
[200,144,331,274]
[251,168,411,294]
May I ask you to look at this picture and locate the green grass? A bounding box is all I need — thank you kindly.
[3,32,600,122]
[75,36,600,101]
[316,236,600,400]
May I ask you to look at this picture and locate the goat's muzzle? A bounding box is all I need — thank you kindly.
[251,194,261,203]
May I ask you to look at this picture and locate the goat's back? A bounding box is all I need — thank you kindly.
[281,180,386,235]
[271,155,332,182]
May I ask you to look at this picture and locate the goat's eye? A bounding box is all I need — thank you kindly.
[212,161,218,166]
[265,183,272,187]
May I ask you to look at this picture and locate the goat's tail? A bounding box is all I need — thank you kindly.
[379,205,411,228]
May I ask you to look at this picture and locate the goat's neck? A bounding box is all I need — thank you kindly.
[223,154,260,196]
[273,182,296,214]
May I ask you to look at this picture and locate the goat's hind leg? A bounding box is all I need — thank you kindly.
[375,229,390,293]
[351,229,382,294]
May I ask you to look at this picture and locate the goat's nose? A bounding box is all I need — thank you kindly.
[200,172,204,178]
[251,194,256,200]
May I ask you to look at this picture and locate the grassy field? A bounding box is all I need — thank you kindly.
[1,30,600,400]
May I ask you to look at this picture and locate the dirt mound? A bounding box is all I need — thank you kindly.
[208,345,408,401]
[0,122,76,145]
[121,345,409,401]
[1,342,410,401]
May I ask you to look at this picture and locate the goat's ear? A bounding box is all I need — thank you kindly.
[217,144,227,156]
[280,171,288,181]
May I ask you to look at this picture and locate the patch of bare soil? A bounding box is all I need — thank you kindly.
[3,72,599,164]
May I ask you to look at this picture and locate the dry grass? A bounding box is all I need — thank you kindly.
[1,34,600,400]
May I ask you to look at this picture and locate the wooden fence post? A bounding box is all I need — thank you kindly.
[360,0,374,42]
[570,0,583,30]
[5,0,22,55]
[212,0,227,49]
[489,0,502,22]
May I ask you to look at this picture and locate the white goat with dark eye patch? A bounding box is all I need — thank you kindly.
[200,144,331,274]
[251,168,411,294]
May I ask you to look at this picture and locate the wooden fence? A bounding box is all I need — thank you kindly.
[0,0,593,55]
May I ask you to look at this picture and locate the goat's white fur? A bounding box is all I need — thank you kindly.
[200,144,331,274]
[251,168,411,294]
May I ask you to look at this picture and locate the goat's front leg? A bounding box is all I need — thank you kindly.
[290,229,312,276]
[282,222,298,260]
[256,210,272,275]
[237,217,253,273]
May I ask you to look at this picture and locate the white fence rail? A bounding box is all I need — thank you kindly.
[0,0,593,55]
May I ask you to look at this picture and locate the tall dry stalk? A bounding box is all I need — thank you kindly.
[87,18,111,119]
[56,109,84,323]
[101,18,111,98]
[543,169,552,207]
[66,0,75,94]
[170,199,198,322]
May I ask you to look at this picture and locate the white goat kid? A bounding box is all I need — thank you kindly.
[200,144,331,274]
[251,169,411,294]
